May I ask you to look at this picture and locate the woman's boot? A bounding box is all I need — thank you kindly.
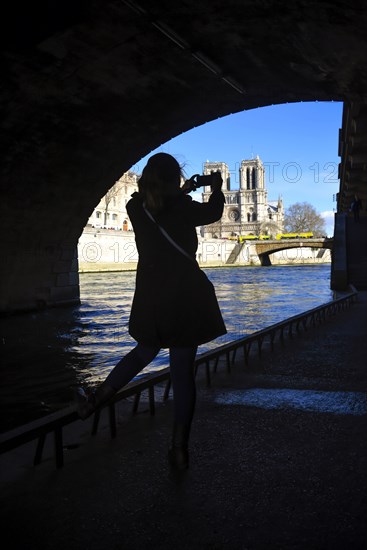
[75,382,116,420]
[168,423,190,471]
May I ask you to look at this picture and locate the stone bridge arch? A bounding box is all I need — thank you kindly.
[255,239,334,266]
[1,1,367,312]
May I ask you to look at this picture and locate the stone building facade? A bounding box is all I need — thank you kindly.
[201,156,284,238]
[86,156,283,238]
[87,171,138,231]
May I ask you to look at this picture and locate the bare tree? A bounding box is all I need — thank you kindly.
[260,220,280,238]
[284,202,326,237]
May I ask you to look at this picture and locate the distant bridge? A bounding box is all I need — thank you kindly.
[254,238,333,266]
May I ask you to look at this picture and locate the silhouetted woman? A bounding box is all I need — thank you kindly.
[76,153,226,470]
[351,194,362,222]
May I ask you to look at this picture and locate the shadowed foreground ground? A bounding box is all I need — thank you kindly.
[1,293,366,549]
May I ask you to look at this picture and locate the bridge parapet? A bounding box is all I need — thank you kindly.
[255,239,333,256]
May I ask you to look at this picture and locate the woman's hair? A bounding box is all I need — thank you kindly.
[138,153,183,213]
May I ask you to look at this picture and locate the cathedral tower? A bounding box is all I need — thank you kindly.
[239,156,267,227]
[203,161,230,191]
[201,156,284,238]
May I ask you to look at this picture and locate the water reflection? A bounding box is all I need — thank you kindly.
[0,265,332,431]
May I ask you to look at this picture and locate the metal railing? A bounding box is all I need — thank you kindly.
[193,288,357,386]
[0,288,358,468]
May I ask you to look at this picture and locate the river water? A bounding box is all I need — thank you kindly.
[0,264,333,432]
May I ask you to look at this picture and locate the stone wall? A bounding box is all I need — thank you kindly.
[78,228,138,272]
[0,243,79,313]
[77,230,331,272]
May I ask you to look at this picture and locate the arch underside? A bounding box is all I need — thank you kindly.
[1,0,366,312]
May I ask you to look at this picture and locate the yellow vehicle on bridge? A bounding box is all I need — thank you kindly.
[239,235,258,241]
[235,235,271,242]
[227,233,314,242]
[241,235,271,242]
[275,232,314,240]
[226,235,258,242]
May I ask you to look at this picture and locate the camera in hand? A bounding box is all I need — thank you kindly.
[184,172,220,192]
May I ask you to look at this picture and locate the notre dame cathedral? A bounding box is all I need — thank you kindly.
[201,156,284,238]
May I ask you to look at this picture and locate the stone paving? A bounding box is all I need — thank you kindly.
[1,293,366,549]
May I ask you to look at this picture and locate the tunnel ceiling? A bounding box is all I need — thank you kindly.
[1,0,367,246]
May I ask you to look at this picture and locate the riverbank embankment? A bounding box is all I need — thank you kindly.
[78,227,331,272]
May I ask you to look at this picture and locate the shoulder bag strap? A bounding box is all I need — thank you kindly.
[143,205,197,264]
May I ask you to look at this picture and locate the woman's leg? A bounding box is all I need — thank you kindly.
[76,343,160,419]
[105,343,160,391]
[169,346,198,429]
[168,346,197,468]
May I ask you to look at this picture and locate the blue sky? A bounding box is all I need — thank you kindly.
[132,101,343,236]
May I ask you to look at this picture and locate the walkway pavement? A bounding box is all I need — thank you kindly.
[1,293,366,550]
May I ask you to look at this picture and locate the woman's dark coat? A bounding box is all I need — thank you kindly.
[127,189,227,348]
